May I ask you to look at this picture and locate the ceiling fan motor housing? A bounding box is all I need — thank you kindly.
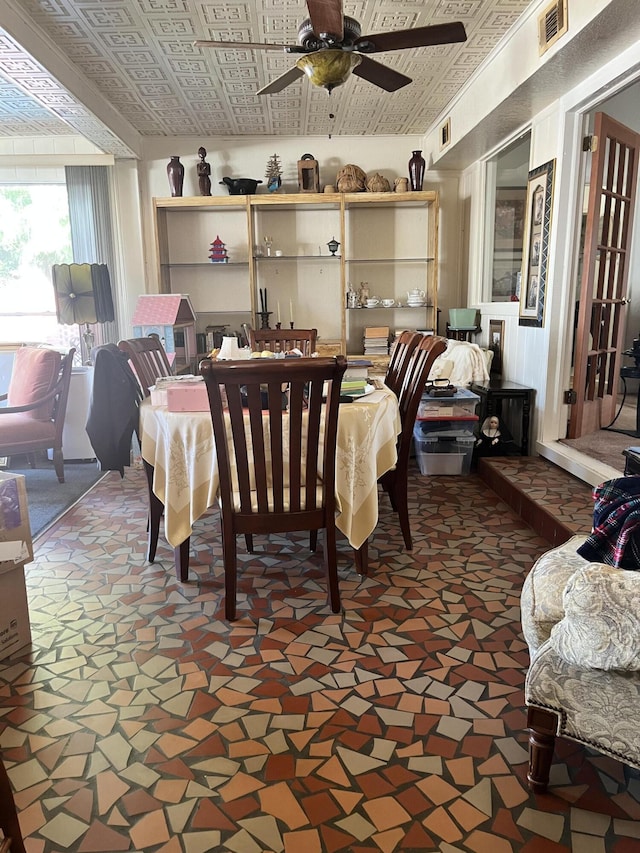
[297,15,361,51]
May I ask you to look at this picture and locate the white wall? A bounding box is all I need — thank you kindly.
[137,135,463,336]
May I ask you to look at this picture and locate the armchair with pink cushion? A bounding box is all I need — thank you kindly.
[0,346,75,483]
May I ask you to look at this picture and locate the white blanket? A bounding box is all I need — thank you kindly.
[428,340,491,387]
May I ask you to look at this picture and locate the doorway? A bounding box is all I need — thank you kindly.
[539,84,640,486]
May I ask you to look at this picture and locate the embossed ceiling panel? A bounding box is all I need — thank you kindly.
[0,0,532,148]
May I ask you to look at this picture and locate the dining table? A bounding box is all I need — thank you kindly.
[139,383,401,578]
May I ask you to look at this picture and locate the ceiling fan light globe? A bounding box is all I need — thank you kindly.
[296,50,361,91]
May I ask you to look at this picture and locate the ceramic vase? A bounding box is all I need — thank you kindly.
[408,150,425,192]
[167,156,184,197]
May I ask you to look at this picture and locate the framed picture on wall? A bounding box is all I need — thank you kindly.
[519,159,555,327]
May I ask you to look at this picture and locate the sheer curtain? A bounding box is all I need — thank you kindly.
[65,166,119,348]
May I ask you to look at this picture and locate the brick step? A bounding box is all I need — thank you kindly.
[477,456,594,547]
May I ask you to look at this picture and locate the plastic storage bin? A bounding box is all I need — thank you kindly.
[418,387,480,420]
[415,416,478,437]
[414,426,475,475]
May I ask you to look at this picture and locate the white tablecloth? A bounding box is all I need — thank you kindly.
[139,387,401,551]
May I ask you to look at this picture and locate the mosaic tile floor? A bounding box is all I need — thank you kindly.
[2,465,639,852]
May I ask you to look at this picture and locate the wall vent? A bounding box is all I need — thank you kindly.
[538,0,568,56]
[439,117,451,150]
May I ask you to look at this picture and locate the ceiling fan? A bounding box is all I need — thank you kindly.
[195,0,466,95]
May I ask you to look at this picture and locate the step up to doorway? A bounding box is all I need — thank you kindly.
[477,456,594,547]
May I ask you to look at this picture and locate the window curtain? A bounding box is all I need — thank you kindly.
[65,166,118,348]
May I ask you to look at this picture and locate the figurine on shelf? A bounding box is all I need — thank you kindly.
[197,147,212,196]
[209,235,229,263]
[265,153,282,193]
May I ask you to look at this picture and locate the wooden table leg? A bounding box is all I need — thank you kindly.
[144,460,162,563]
[145,459,190,580]
[354,539,369,575]
[175,539,190,582]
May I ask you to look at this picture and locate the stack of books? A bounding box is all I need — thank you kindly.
[342,359,371,395]
[364,326,390,356]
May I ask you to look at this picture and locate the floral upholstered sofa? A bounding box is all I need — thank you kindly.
[521,535,640,791]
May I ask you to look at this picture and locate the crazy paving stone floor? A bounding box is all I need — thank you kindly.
[1,465,639,853]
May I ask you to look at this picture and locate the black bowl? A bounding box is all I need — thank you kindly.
[220,178,262,195]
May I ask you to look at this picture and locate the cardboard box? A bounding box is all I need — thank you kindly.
[0,563,31,661]
[166,382,210,412]
[0,472,33,570]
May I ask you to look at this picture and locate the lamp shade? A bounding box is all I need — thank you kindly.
[295,50,361,92]
[52,263,115,325]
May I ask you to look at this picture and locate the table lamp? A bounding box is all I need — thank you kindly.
[51,263,115,363]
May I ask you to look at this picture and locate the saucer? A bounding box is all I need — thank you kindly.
[407,301,426,307]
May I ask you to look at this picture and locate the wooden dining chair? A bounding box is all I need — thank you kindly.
[200,355,347,620]
[118,337,176,566]
[379,334,448,550]
[0,347,75,483]
[117,336,173,398]
[384,331,422,396]
[0,754,25,853]
[247,327,318,356]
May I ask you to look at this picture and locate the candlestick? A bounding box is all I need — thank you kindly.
[289,299,293,324]
[277,301,281,323]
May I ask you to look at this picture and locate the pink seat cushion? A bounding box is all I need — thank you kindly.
[0,413,56,447]
[7,347,62,420]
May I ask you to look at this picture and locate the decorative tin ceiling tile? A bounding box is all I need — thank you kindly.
[0,0,531,146]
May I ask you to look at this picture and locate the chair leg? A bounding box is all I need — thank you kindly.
[393,481,413,551]
[310,530,318,552]
[0,756,26,853]
[245,534,254,553]
[527,706,558,793]
[223,531,238,621]
[323,525,341,614]
[52,448,65,483]
[380,471,397,510]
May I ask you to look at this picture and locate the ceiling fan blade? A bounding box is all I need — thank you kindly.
[354,21,467,53]
[352,56,412,92]
[257,65,305,95]
[195,39,292,51]
[306,0,343,38]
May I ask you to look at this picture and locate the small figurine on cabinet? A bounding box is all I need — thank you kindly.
[197,147,212,196]
[265,153,282,192]
[209,235,228,263]
[474,415,515,457]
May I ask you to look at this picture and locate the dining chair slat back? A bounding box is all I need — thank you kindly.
[200,355,347,621]
[380,334,448,550]
[384,331,422,396]
[117,337,173,398]
[247,327,318,356]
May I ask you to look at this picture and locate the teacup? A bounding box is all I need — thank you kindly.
[366,298,380,307]
[381,298,395,307]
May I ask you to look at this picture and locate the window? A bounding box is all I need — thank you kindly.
[485,133,531,303]
[0,184,78,351]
